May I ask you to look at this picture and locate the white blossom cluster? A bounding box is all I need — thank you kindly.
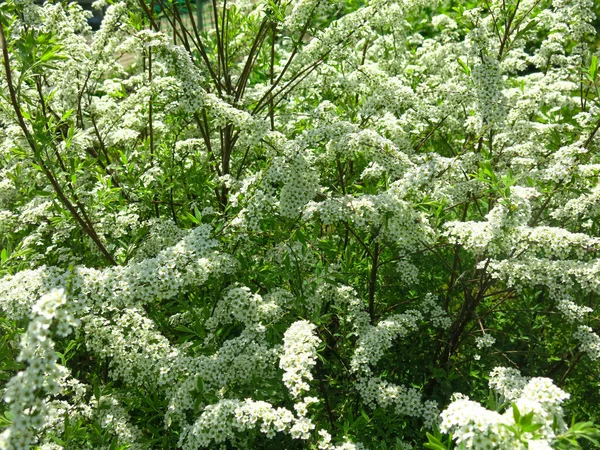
[268,151,320,219]
[396,259,420,286]
[194,329,280,392]
[317,430,367,450]
[95,396,147,450]
[444,187,537,257]
[179,399,294,448]
[0,290,83,450]
[280,320,321,399]
[356,377,439,428]
[470,56,507,130]
[166,329,281,427]
[488,367,529,402]
[441,369,570,450]
[573,326,600,361]
[131,218,188,261]
[349,309,439,425]
[328,285,371,334]
[0,224,235,318]
[305,191,433,251]
[420,293,452,329]
[556,297,593,323]
[84,307,181,388]
[475,334,496,350]
[179,398,317,449]
[206,285,285,330]
[351,311,422,375]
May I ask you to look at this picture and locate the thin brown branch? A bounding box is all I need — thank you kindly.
[0,20,116,265]
[368,242,380,323]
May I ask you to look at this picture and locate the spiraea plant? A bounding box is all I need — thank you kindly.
[1,0,600,448]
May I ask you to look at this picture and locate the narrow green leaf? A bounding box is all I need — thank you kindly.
[512,403,520,422]
[424,433,449,450]
[590,55,598,82]
[457,58,470,75]
[514,19,538,42]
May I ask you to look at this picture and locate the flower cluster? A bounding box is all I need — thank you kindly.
[574,325,600,361]
[441,369,570,450]
[420,293,452,329]
[488,367,528,402]
[351,311,422,375]
[179,398,314,449]
[207,285,287,330]
[1,290,82,450]
[84,307,181,388]
[0,225,234,319]
[280,320,321,399]
[475,334,495,349]
[95,396,146,450]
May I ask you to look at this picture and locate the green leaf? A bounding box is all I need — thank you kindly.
[457,58,470,75]
[424,433,449,450]
[61,109,75,122]
[520,411,535,427]
[513,19,538,43]
[360,409,371,422]
[512,403,521,423]
[589,55,598,83]
[185,212,201,224]
[521,423,544,433]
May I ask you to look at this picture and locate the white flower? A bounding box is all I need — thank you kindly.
[280,320,321,399]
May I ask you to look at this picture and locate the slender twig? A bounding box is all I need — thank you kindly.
[136,0,160,31]
[584,116,600,149]
[269,22,276,130]
[170,0,192,51]
[368,242,380,323]
[211,0,226,91]
[251,11,316,113]
[345,223,373,259]
[221,0,231,91]
[260,56,327,118]
[183,0,221,92]
[234,19,270,103]
[414,115,448,152]
[498,0,520,59]
[155,0,188,46]
[148,46,160,218]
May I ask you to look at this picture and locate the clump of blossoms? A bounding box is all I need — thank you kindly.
[280,320,321,399]
[350,309,440,427]
[475,334,496,349]
[180,397,330,449]
[179,399,295,448]
[439,368,571,450]
[0,290,82,449]
[95,396,146,450]
[0,224,234,319]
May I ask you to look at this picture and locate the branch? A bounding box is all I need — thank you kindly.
[0,19,116,265]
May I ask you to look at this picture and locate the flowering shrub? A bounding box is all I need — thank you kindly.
[1,0,600,448]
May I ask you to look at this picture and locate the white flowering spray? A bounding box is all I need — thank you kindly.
[438,369,574,450]
[0,289,82,449]
[280,320,321,399]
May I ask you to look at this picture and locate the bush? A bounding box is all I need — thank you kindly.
[0,0,599,448]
